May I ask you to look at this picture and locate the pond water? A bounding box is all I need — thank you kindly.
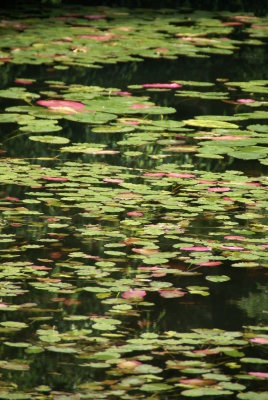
[0,5,267,400]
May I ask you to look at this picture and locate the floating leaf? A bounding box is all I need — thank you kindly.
[29,135,69,144]
[37,99,85,114]
[143,83,182,89]
[122,289,146,299]
[140,383,172,392]
[237,393,268,400]
[249,372,268,379]
[205,275,230,282]
[0,321,28,329]
[183,119,238,129]
[181,388,233,397]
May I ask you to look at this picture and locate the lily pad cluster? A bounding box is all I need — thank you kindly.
[0,7,266,69]
[0,4,267,400]
[0,77,267,398]
[0,323,267,398]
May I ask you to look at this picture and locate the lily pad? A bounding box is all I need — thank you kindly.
[181,388,233,397]
[29,135,69,144]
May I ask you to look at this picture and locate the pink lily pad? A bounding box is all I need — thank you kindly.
[121,120,140,125]
[49,252,62,259]
[113,91,132,96]
[127,211,143,217]
[37,99,85,114]
[41,176,68,182]
[155,47,169,54]
[131,103,151,109]
[31,265,52,270]
[221,245,244,251]
[138,266,161,271]
[159,289,186,298]
[117,360,141,369]
[211,136,248,141]
[0,57,12,63]
[250,337,268,344]
[194,348,220,355]
[234,14,257,21]
[143,82,182,89]
[223,196,235,202]
[167,173,195,178]
[143,172,165,177]
[208,187,231,192]
[198,180,217,184]
[224,235,245,241]
[103,178,124,184]
[251,25,268,29]
[151,272,166,278]
[132,248,158,255]
[122,289,146,299]
[5,196,20,202]
[246,182,261,187]
[180,246,212,252]
[199,261,222,267]
[249,372,268,379]
[179,378,216,386]
[15,78,34,85]
[222,21,243,26]
[236,98,255,104]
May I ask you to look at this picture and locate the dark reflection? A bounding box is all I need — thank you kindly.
[1,44,268,90]
[145,270,268,332]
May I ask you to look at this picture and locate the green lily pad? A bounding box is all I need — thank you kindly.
[181,388,233,397]
[183,119,238,129]
[205,275,230,282]
[140,383,173,392]
[237,393,268,400]
[29,135,69,144]
[0,321,28,329]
